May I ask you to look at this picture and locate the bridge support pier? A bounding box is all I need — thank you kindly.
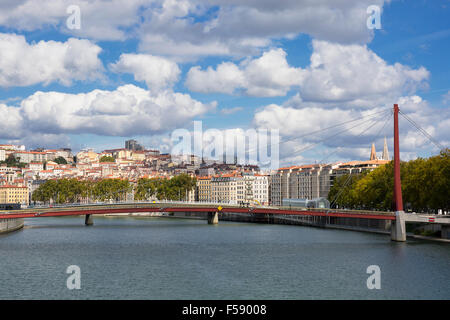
[207,212,219,225]
[85,214,94,226]
[441,225,450,240]
[391,211,406,242]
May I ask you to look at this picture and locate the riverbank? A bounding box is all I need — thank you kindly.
[0,218,24,234]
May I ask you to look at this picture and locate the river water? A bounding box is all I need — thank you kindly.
[0,216,449,300]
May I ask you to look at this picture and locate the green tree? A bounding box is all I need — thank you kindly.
[328,149,450,213]
[99,156,115,163]
[93,179,131,201]
[53,156,68,164]
[1,154,26,168]
[134,174,197,201]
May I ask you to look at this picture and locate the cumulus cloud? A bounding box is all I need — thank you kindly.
[185,48,304,96]
[110,54,181,92]
[137,0,386,60]
[0,104,23,139]
[253,95,449,163]
[8,133,72,151]
[186,40,429,102]
[298,40,430,104]
[0,1,389,60]
[0,33,103,87]
[0,85,216,142]
[0,0,146,41]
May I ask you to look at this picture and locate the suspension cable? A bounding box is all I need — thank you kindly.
[398,110,445,151]
[245,108,392,157]
[286,109,392,159]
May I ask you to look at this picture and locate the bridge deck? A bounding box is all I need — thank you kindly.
[0,203,397,220]
[1,203,448,223]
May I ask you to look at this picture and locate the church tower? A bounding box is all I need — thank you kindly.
[370,143,378,160]
[382,137,390,161]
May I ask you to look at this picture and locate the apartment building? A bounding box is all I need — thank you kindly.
[210,175,238,204]
[0,185,29,205]
[253,174,269,206]
[12,151,46,163]
[196,176,211,202]
[270,160,389,206]
[196,172,270,205]
[76,149,100,164]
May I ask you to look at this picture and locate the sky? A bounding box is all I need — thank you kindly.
[0,0,449,167]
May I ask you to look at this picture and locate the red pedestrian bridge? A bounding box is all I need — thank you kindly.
[1,202,449,241]
[0,202,396,221]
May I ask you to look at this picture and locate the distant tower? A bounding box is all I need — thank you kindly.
[370,143,378,160]
[382,137,390,161]
[125,139,143,151]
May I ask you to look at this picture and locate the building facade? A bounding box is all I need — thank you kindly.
[270,160,389,206]
[0,185,29,205]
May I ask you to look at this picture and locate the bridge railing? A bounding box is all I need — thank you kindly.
[2,200,396,217]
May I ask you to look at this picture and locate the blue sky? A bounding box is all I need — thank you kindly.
[0,0,448,166]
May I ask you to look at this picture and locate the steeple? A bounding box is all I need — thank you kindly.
[370,143,378,160]
[382,137,390,161]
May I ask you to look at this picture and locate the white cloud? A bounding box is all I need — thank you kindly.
[185,48,304,96]
[0,1,388,60]
[0,0,147,41]
[137,0,386,60]
[110,54,181,92]
[186,62,245,95]
[186,41,429,101]
[0,85,216,143]
[19,85,215,136]
[298,40,430,104]
[8,133,72,151]
[252,95,449,164]
[0,104,23,139]
[0,33,103,87]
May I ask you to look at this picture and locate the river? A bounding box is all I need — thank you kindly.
[0,216,449,299]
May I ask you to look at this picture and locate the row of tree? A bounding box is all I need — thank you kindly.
[328,149,449,213]
[32,174,197,204]
[134,174,197,201]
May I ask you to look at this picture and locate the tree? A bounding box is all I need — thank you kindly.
[134,174,197,201]
[1,154,26,168]
[328,149,450,213]
[93,179,131,201]
[54,156,68,164]
[99,156,115,163]
[135,178,158,200]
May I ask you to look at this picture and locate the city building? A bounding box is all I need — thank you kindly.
[125,139,144,151]
[196,176,211,202]
[12,151,46,163]
[210,175,238,204]
[253,174,270,206]
[270,144,390,206]
[0,185,29,205]
[76,149,99,164]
